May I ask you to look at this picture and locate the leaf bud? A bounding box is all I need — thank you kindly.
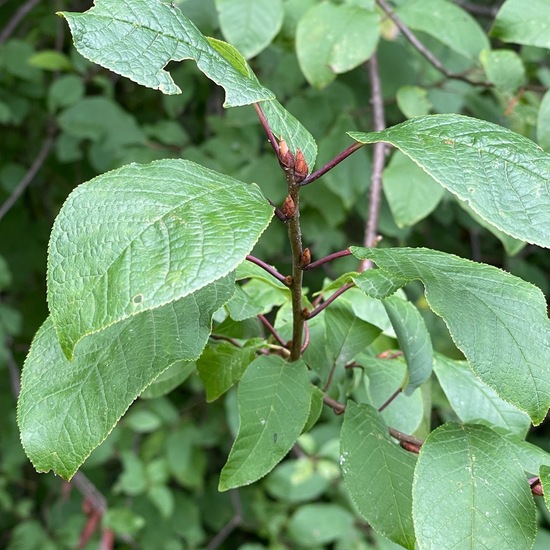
[278,138,295,169]
[300,247,311,268]
[281,194,296,219]
[294,148,308,182]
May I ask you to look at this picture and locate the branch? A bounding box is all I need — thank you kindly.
[246,255,289,284]
[306,283,354,320]
[302,248,352,271]
[361,54,386,272]
[375,0,492,87]
[206,491,243,550]
[0,125,56,222]
[253,103,279,156]
[0,0,41,44]
[300,142,364,186]
[258,314,288,348]
[378,387,402,412]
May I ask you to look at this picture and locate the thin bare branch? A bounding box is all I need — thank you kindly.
[375,0,492,87]
[302,248,352,271]
[246,255,288,284]
[301,142,364,186]
[306,283,354,320]
[258,314,288,348]
[0,0,41,44]
[253,103,279,156]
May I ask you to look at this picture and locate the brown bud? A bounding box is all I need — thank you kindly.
[300,247,311,268]
[281,194,296,219]
[278,138,294,168]
[284,275,293,287]
[294,148,308,182]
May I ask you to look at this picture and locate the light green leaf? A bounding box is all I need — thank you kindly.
[17,276,234,480]
[197,340,259,401]
[383,295,433,395]
[396,0,489,60]
[215,0,283,59]
[28,50,72,71]
[219,356,312,490]
[510,438,550,475]
[479,49,525,93]
[341,402,416,549]
[349,114,550,248]
[352,269,407,300]
[434,355,531,438]
[296,3,379,89]
[325,302,381,368]
[351,247,550,425]
[357,356,424,435]
[413,423,536,549]
[47,159,273,358]
[140,361,196,399]
[59,0,274,105]
[396,86,433,118]
[491,0,550,49]
[383,151,445,228]
[287,503,355,547]
[540,465,550,512]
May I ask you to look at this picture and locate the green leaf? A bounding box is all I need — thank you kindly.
[491,0,550,49]
[59,0,274,105]
[197,341,259,401]
[396,86,433,118]
[540,465,550,512]
[287,503,355,547]
[352,269,408,300]
[219,355,312,490]
[324,302,381,368]
[433,354,531,438]
[296,3,379,89]
[47,159,273,358]
[341,402,416,549]
[351,246,550,425]
[140,361,196,399]
[383,296,433,395]
[28,50,72,71]
[383,151,445,228]
[479,49,525,93]
[357,356,425,435]
[215,0,284,59]
[396,0,489,60]
[413,423,536,549]
[17,276,234,480]
[349,114,550,248]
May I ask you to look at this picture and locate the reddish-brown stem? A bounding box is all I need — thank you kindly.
[258,314,288,348]
[300,321,310,353]
[210,334,243,348]
[302,249,352,271]
[246,255,288,284]
[323,394,346,415]
[323,362,338,392]
[375,0,491,87]
[253,103,279,155]
[306,283,354,320]
[300,142,364,186]
[378,387,402,412]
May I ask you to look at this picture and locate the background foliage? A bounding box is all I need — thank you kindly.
[1,0,550,548]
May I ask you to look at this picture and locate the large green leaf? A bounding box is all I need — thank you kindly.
[351,247,550,425]
[433,355,530,439]
[349,114,550,248]
[296,2,379,89]
[215,0,283,59]
[341,402,416,549]
[382,295,433,396]
[47,159,273,358]
[59,0,274,105]
[491,0,550,49]
[413,423,536,549]
[17,276,234,480]
[219,356,312,490]
[396,0,489,60]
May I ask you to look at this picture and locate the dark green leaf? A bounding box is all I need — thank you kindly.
[349,114,550,248]
[47,159,273,358]
[219,356,312,490]
[350,247,550,425]
[341,402,416,549]
[17,276,233,480]
[413,423,536,549]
